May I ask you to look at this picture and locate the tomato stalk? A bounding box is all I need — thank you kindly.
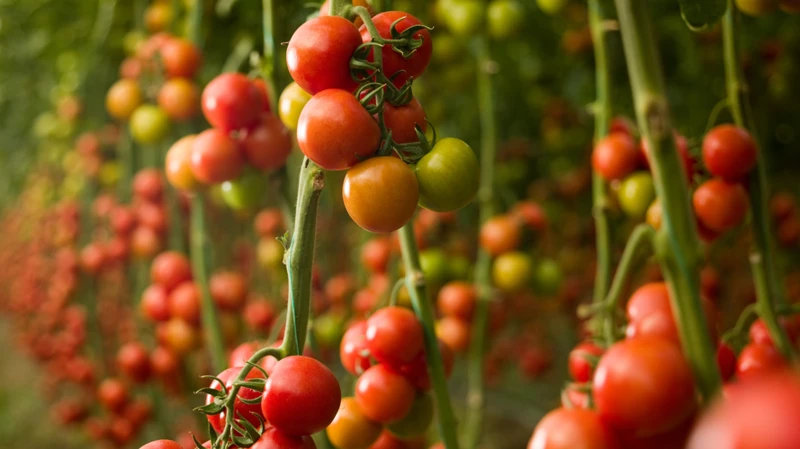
[463,35,496,449]
[261,0,280,113]
[330,0,351,17]
[397,223,461,449]
[613,0,721,401]
[187,0,203,48]
[722,0,796,362]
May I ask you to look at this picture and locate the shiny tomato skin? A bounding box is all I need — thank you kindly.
[251,428,317,449]
[157,77,199,121]
[241,114,293,171]
[261,356,341,436]
[702,124,757,181]
[190,129,245,184]
[150,251,192,291]
[355,364,415,424]
[141,440,184,449]
[165,134,198,190]
[568,341,604,383]
[106,79,143,121]
[624,282,718,344]
[593,336,696,438]
[160,38,202,78]
[365,306,424,367]
[287,16,362,94]
[130,104,171,144]
[205,366,266,434]
[359,12,432,87]
[297,89,380,170]
[415,138,479,212]
[736,342,787,380]
[592,133,638,181]
[278,82,312,131]
[528,407,620,449]
[201,73,263,133]
[343,157,419,233]
[383,97,427,144]
[340,321,373,375]
[693,178,749,233]
[326,397,383,449]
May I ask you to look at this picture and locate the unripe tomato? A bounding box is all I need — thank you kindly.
[735,0,778,16]
[287,16,362,94]
[157,78,199,121]
[360,12,432,87]
[241,114,293,171]
[387,393,433,438]
[487,0,524,40]
[130,104,170,144]
[278,82,312,130]
[479,215,521,256]
[366,306,424,367]
[617,171,656,218]
[190,129,245,184]
[201,73,263,133]
[355,364,415,424]
[419,248,450,287]
[528,408,619,449]
[692,178,749,233]
[221,169,268,211]
[492,251,533,292]
[106,79,142,121]
[439,0,483,37]
[384,97,427,144]
[165,134,198,190]
[159,38,202,78]
[343,157,419,233]
[537,0,569,15]
[592,133,638,181]
[702,124,757,182]
[298,89,380,171]
[144,3,172,32]
[416,138,479,212]
[327,397,382,449]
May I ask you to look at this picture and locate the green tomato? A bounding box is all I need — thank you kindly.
[416,138,480,212]
[387,393,434,438]
[448,255,472,281]
[735,0,778,16]
[221,169,268,212]
[420,248,450,287]
[536,0,568,15]
[617,171,656,219]
[313,313,345,349]
[129,104,170,144]
[487,0,524,39]
[533,258,562,296]
[432,33,464,64]
[123,30,147,55]
[439,0,484,37]
[492,251,533,292]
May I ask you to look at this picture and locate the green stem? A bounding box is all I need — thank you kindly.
[261,0,280,112]
[330,0,350,17]
[613,0,721,401]
[588,0,614,346]
[278,158,325,356]
[397,224,460,449]
[190,194,226,373]
[187,0,203,47]
[723,0,796,362]
[463,35,496,449]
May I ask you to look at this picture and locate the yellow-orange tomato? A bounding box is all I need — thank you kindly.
[646,199,662,230]
[106,79,143,121]
[165,135,198,190]
[326,397,382,449]
[278,82,312,130]
[145,3,172,33]
[479,215,522,256]
[157,78,199,121]
[343,157,419,233]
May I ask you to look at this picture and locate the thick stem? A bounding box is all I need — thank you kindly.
[614,0,721,401]
[190,194,226,373]
[463,35,496,449]
[723,1,796,361]
[397,224,460,449]
[588,0,614,346]
[279,159,325,356]
[330,0,350,17]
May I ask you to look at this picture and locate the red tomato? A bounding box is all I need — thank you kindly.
[133,168,164,202]
[190,128,245,184]
[625,282,718,344]
[261,356,341,435]
[165,134,198,190]
[365,306,425,367]
[150,251,192,291]
[254,209,285,237]
[479,215,521,256]
[693,178,749,233]
[360,12,432,87]
[168,281,201,325]
[209,271,248,311]
[252,78,273,112]
[141,440,184,449]
[140,284,170,322]
[98,378,130,413]
[287,16,362,94]
[593,337,696,438]
[297,89,380,170]
[241,114,293,171]
[527,408,619,449]
[243,299,276,333]
[511,201,549,232]
[619,415,694,449]
[592,133,638,181]
[251,428,317,449]
[340,321,373,375]
[355,364,415,424]
[568,341,604,383]
[716,342,737,382]
[205,366,266,434]
[383,97,428,144]
[160,38,202,78]
[201,73,263,133]
[229,341,260,367]
[736,342,787,380]
[361,237,393,273]
[116,342,151,383]
[368,430,426,449]
[640,132,695,179]
[436,281,476,320]
[702,124,757,182]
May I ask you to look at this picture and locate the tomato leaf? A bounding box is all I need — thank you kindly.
[677,0,727,31]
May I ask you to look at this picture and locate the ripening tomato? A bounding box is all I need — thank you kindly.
[116,342,151,383]
[528,408,619,449]
[492,251,533,292]
[190,129,245,184]
[537,0,569,15]
[241,114,293,171]
[209,271,248,311]
[384,98,427,144]
[327,397,382,449]
[735,0,778,16]
[693,178,749,233]
[360,12,432,87]
[261,356,341,435]
[160,38,202,78]
[221,169,268,211]
[150,251,192,291]
[592,133,638,181]
[479,215,521,256]
[157,78,199,121]
[415,138,479,212]
[130,226,163,258]
[487,0,524,40]
[106,79,143,121]
[617,171,655,218]
[145,3,172,32]
[355,364,416,424]
[158,318,198,354]
[251,428,317,449]
[278,82,312,130]
[297,89,380,171]
[343,157,419,233]
[702,124,757,181]
[130,104,171,144]
[593,337,696,438]
[365,306,424,367]
[165,134,198,190]
[736,342,787,379]
[140,440,184,449]
[646,199,662,229]
[287,16,362,94]
[168,281,201,325]
[435,316,471,352]
[98,378,129,413]
[206,366,266,434]
[201,73,263,133]
[387,393,433,438]
[568,341,604,383]
[437,281,476,320]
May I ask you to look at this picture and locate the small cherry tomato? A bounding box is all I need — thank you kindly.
[287,16,362,94]
[366,306,424,367]
[116,342,151,383]
[340,321,373,375]
[209,271,248,311]
[201,73,263,133]
[165,134,198,190]
[702,124,757,181]
[528,408,619,449]
[479,215,521,256]
[492,251,533,292]
[278,82,312,130]
[592,133,638,181]
[437,281,476,320]
[487,0,524,40]
[157,77,199,121]
[205,366,266,434]
[568,341,604,383]
[190,128,245,184]
[533,258,563,296]
[435,316,471,352]
[355,364,415,424]
[160,37,202,78]
[343,157,419,233]
[439,0,483,37]
[106,79,142,121]
[241,114,293,171]
[168,281,201,325]
[383,97,427,144]
[693,178,749,233]
[617,171,655,219]
[130,104,170,144]
[360,12,432,87]
[736,342,787,380]
[415,138,479,212]
[326,397,383,449]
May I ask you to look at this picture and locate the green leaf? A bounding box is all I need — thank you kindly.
[677,0,727,31]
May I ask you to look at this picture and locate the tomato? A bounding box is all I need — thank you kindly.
[625,282,718,344]
[384,97,427,144]
[145,3,172,32]
[770,192,796,221]
[360,12,432,87]
[419,248,450,287]
[492,251,533,292]
[479,215,521,256]
[168,281,201,325]
[158,318,198,354]
[136,202,168,234]
[130,104,170,144]
[702,125,757,181]
[201,73,263,133]
[209,271,248,311]
[619,415,694,449]
[437,281,476,320]
[278,82,312,130]
[241,114,293,171]
[206,366,266,434]
[326,397,382,449]
[287,16,362,94]
[397,339,455,390]
[646,199,662,229]
[98,378,130,413]
[568,341,604,383]
[298,89,380,170]
[736,342,787,379]
[439,0,483,37]
[387,393,433,438]
[343,157,419,233]
[536,0,569,15]
[116,342,151,383]
[435,316,471,352]
[355,364,416,424]
[251,428,317,449]
[617,171,655,218]
[511,201,549,232]
[80,243,105,275]
[106,79,142,121]
[592,133,638,181]
[130,225,163,258]
[735,0,778,16]
[254,208,285,237]
[190,128,245,184]
[157,78,199,121]
[150,251,192,291]
[165,134,198,190]
[693,178,749,233]
[141,440,184,449]
[528,408,619,449]
[533,258,563,296]
[229,340,260,368]
[261,356,341,435]
[160,38,202,78]
[716,342,737,382]
[252,78,272,112]
[340,321,373,375]
[133,168,164,202]
[361,237,393,273]
[221,169,268,211]
[487,0,524,40]
[365,307,424,367]
[639,132,694,179]
[415,138,479,212]
[244,298,276,333]
[141,284,170,322]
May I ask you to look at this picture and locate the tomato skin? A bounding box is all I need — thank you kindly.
[359,12,432,87]
[702,125,757,181]
[528,407,619,449]
[355,364,416,424]
[593,337,696,438]
[617,171,655,218]
[437,281,476,320]
[287,16,362,94]
[141,440,184,449]
[326,397,383,449]
[241,114,293,171]
[150,251,192,291]
[221,169,269,211]
[716,342,737,382]
[251,428,317,449]
[383,97,427,144]
[415,138,479,212]
[201,73,263,133]
[343,157,419,233]
[479,215,521,256]
[568,341,604,383]
[252,78,272,112]
[190,129,245,184]
[130,104,171,144]
[693,178,749,233]
[106,79,143,120]
[366,306,424,367]
[206,366,266,434]
[625,282,718,344]
[116,342,152,383]
[168,281,201,325]
[261,356,341,435]
[735,0,778,16]
[140,284,170,322]
[592,134,638,181]
[209,271,248,311]
[278,82,312,130]
[98,378,130,413]
[340,321,374,375]
[157,78,199,121]
[736,342,787,379]
[492,251,533,292]
[160,38,202,78]
[435,316,471,352]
